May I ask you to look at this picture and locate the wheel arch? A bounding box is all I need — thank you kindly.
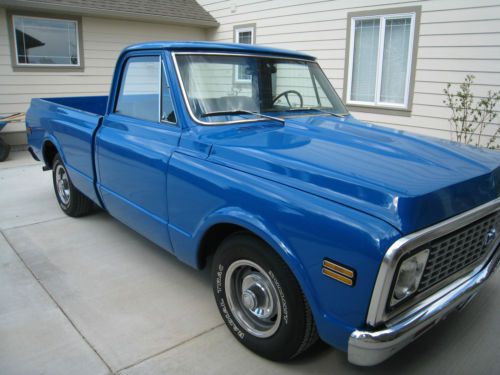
[189,209,320,320]
[197,222,249,269]
[194,211,301,273]
[42,138,62,169]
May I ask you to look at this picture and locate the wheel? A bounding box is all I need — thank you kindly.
[0,137,10,162]
[52,154,93,217]
[212,233,318,361]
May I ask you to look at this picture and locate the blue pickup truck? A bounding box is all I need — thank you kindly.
[26,42,499,366]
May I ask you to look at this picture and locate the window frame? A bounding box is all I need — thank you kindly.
[7,10,84,71]
[343,6,421,115]
[160,57,177,126]
[233,24,256,84]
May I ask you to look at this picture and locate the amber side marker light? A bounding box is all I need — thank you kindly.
[322,259,356,286]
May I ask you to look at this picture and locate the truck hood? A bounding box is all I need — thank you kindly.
[205,115,500,234]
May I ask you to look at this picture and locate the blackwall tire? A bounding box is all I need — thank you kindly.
[212,233,318,361]
[52,154,93,217]
[0,138,10,162]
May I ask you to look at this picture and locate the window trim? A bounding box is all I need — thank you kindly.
[234,24,256,83]
[343,6,421,115]
[6,10,84,72]
[160,57,177,126]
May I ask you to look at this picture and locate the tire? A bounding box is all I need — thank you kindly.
[52,154,93,217]
[0,138,10,162]
[212,233,318,361]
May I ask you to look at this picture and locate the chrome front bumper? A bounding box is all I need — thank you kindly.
[348,247,500,366]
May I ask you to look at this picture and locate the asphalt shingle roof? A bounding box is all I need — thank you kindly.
[1,0,218,27]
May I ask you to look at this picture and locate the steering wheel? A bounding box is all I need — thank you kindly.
[272,90,303,108]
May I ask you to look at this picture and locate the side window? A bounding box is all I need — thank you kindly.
[115,56,160,122]
[161,64,176,124]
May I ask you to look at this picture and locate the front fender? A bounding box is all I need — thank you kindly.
[173,205,316,320]
[167,152,401,351]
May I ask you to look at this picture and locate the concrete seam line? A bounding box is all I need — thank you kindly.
[1,216,70,231]
[0,230,115,375]
[116,323,225,373]
[0,163,43,171]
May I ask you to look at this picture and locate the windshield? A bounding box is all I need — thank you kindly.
[174,54,348,124]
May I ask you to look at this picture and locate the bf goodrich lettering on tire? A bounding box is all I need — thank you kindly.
[219,298,245,339]
[268,270,289,325]
[216,264,224,294]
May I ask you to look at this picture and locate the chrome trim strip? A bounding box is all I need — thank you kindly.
[348,247,499,366]
[160,55,177,126]
[366,197,500,327]
[157,55,162,123]
[171,51,320,127]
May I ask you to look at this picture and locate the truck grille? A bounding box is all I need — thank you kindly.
[418,212,499,292]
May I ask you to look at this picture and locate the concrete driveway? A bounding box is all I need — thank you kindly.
[1,151,499,375]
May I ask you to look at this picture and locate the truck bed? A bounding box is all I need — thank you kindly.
[43,96,108,116]
[27,95,109,205]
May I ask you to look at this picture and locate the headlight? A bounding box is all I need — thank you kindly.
[390,249,430,306]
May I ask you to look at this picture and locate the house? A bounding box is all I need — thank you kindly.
[0,0,218,146]
[1,0,499,147]
[199,0,500,148]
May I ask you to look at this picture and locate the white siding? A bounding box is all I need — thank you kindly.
[199,0,500,147]
[0,8,206,145]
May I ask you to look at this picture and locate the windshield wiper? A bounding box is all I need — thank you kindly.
[285,107,348,118]
[201,109,285,124]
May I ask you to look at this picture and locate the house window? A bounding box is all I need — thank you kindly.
[234,25,255,83]
[236,28,254,45]
[346,9,419,111]
[9,13,82,68]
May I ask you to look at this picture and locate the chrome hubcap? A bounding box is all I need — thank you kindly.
[242,289,257,310]
[55,164,70,205]
[241,273,275,319]
[225,260,281,338]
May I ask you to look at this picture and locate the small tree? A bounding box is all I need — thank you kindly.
[443,74,500,149]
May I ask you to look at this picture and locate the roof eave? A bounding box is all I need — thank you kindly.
[0,0,220,28]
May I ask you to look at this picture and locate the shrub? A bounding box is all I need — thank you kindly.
[443,74,500,149]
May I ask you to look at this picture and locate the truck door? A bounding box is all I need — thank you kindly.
[95,53,179,251]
